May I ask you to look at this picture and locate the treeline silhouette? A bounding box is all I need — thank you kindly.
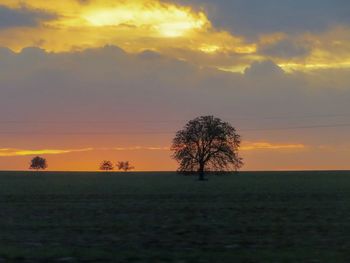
[27,115,244,180]
[29,157,135,172]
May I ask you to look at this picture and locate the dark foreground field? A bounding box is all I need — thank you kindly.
[0,171,350,262]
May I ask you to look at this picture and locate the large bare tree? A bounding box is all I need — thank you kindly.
[171,116,243,180]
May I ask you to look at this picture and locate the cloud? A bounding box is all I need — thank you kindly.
[0,5,55,29]
[0,1,349,74]
[241,142,306,151]
[103,146,170,151]
[0,0,221,52]
[175,0,350,38]
[0,45,350,170]
[0,142,306,157]
[109,143,307,152]
[0,148,93,157]
[0,0,256,67]
[244,60,284,77]
[259,38,312,59]
[0,146,171,157]
[0,45,349,122]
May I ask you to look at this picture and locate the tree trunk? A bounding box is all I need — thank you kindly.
[198,163,205,181]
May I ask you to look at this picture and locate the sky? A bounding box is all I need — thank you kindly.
[0,0,350,171]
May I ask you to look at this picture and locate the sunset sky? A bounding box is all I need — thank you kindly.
[0,0,350,171]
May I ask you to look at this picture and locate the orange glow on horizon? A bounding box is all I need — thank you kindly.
[0,142,308,171]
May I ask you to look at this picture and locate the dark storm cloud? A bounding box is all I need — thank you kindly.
[244,60,285,77]
[0,5,56,29]
[173,0,350,38]
[259,39,312,59]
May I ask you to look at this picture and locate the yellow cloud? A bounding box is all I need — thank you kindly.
[0,0,253,58]
[257,28,350,72]
[0,1,349,73]
[242,142,306,151]
[109,143,305,152]
[0,0,209,46]
[0,148,93,157]
[0,142,306,158]
[81,3,207,38]
[111,146,169,151]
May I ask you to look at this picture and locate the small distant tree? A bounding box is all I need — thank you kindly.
[100,160,114,171]
[117,161,134,172]
[171,115,243,180]
[29,156,48,171]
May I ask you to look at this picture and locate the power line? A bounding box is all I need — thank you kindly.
[0,120,184,124]
[1,113,350,124]
[0,122,350,136]
[242,123,350,132]
[0,131,174,135]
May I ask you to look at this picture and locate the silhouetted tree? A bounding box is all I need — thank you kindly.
[29,156,48,171]
[100,160,114,171]
[117,161,134,172]
[234,157,244,174]
[171,115,243,180]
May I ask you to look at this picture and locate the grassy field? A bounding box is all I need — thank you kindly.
[0,171,350,262]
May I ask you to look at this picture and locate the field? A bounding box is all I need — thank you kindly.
[0,171,350,262]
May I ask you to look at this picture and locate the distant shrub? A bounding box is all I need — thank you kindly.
[29,156,48,171]
[117,161,134,172]
[100,160,114,171]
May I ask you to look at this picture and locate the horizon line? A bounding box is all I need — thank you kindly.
[1,169,350,173]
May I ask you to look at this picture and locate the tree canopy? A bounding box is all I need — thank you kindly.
[171,116,243,180]
[29,156,48,171]
[117,161,135,172]
[100,160,114,171]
